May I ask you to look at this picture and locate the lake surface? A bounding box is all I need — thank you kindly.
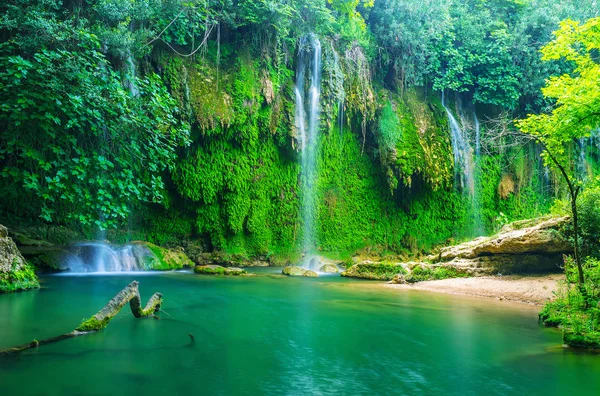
[1,270,599,395]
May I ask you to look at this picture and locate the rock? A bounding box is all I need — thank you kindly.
[341,263,406,280]
[225,267,246,275]
[391,274,407,284]
[282,266,306,276]
[438,216,571,261]
[0,224,40,293]
[318,264,339,273]
[132,242,194,270]
[303,270,318,277]
[194,265,247,275]
[425,217,571,275]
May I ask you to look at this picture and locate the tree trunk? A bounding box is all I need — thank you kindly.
[0,281,162,355]
[571,193,585,285]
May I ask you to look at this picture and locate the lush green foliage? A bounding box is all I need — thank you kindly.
[0,0,586,260]
[0,262,39,293]
[517,17,600,182]
[540,256,600,348]
[370,0,598,110]
[0,1,190,228]
[405,265,469,283]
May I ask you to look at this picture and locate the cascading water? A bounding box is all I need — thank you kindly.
[474,111,481,159]
[125,51,139,96]
[295,34,322,261]
[441,92,475,195]
[442,92,485,235]
[64,242,152,273]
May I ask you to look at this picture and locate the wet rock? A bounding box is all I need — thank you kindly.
[303,270,318,277]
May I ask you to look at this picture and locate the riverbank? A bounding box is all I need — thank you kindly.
[386,274,562,305]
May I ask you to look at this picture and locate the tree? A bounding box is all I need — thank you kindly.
[516,17,600,284]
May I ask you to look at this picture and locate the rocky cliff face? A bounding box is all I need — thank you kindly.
[0,224,39,293]
[430,216,571,274]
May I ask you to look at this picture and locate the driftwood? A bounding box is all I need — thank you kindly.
[0,280,162,355]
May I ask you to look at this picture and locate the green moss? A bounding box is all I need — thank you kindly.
[144,243,193,270]
[341,263,406,281]
[563,331,600,349]
[405,264,470,283]
[76,316,110,332]
[193,265,246,276]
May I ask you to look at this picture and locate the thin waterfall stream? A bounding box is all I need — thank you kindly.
[295,34,322,263]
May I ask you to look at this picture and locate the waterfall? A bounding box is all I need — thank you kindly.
[125,51,139,96]
[64,242,155,273]
[295,34,322,257]
[474,111,481,159]
[441,92,475,196]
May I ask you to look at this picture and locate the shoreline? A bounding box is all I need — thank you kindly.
[385,274,562,306]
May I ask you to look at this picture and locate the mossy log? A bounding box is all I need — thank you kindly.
[0,280,162,355]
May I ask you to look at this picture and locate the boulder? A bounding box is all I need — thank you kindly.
[282,266,306,276]
[426,217,571,275]
[437,216,571,262]
[0,224,40,293]
[303,270,318,277]
[318,264,339,273]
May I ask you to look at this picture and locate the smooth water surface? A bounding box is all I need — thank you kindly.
[1,271,599,395]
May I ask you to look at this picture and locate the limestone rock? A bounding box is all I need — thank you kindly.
[303,270,318,277]
[0,224,40,293]
[437,216,571,262]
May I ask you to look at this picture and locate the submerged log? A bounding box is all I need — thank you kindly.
[0,280,162,355]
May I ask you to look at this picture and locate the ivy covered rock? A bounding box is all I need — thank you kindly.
[0,224,40,293]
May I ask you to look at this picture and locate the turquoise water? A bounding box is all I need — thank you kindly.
[1,270,599,395]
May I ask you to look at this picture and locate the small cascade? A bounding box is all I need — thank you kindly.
[64,242,149,273]
[441,92,475,196]
[295,34,322,259]
[474,111,481,159]
[125,52,139,96]
[577,137,588,180]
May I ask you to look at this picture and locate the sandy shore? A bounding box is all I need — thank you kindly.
[386,274,562,305]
